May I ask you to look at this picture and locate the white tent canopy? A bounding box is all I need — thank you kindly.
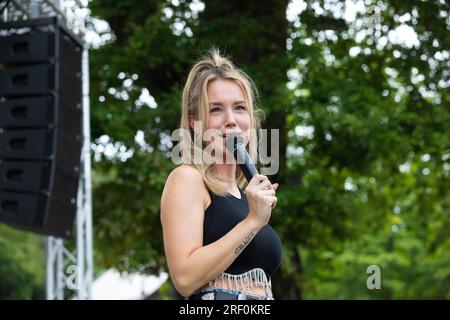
[91,269,168,300]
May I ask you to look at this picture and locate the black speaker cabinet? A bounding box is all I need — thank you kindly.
[0,17,83,239]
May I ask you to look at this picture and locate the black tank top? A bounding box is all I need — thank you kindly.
[203,188,282,278]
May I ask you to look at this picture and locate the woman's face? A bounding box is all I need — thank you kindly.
[204,79,252,162]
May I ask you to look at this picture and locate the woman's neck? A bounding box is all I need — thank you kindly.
[214,163,238,190]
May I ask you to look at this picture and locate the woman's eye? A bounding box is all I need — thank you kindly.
[235,106,246,111]
[210,107,221,113]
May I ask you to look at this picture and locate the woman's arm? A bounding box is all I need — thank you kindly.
[160,165,263,297]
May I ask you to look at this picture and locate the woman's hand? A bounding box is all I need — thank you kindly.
[245,175,278,228]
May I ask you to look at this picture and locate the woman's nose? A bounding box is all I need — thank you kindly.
[224,109,237,128]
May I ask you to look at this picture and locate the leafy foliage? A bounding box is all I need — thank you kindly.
[0,225,45,299]
[85,0,450,299]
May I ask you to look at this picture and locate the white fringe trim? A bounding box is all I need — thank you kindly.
[208,268,273,298]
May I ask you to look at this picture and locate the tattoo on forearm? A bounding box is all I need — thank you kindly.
[234,232,255,255]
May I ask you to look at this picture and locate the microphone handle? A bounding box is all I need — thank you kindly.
[234,146,259,182]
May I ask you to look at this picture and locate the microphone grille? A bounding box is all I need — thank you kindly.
[225,133,244,152]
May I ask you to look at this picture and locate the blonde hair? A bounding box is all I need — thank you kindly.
[179,48,262,196]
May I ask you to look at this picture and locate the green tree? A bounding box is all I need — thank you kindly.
[88,0,450,299]
[0,225,45,299]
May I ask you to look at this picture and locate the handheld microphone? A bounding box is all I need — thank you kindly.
[226,133,258,182]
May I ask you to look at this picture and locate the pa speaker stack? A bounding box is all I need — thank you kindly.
[0,17,83,238]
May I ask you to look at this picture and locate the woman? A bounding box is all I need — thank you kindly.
[160,49,282,300]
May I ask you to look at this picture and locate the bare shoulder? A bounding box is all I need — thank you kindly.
[168,164,203,183]
[161,165,209,210]
[165,165,204,191]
